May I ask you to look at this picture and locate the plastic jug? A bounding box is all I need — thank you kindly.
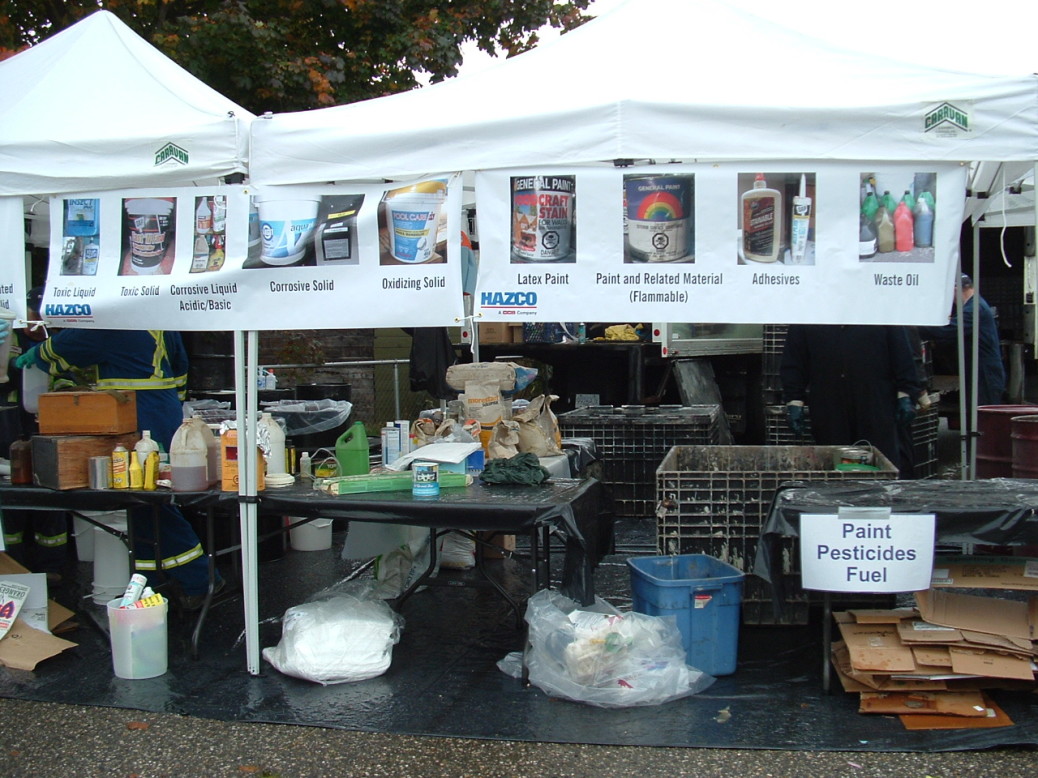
[21,363,49,414]
[335,421,370,476]
[169,417,211,491]
[260,412,287,475]
[893,201,914,252]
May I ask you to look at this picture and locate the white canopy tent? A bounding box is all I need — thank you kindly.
[0,10,251,197]
[250,0,1038,184]
[241,0,1038,671]
[0,11,265,676]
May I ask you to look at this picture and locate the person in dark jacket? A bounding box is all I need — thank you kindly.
[16,328,222,609]
[780,324,922,474]
[920,274,1005,410]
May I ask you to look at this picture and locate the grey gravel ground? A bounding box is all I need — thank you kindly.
[2,697,1036,778]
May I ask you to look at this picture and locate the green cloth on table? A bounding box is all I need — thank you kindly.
[479,453,551,485]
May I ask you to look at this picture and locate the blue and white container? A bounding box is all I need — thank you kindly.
[412,461,439,497]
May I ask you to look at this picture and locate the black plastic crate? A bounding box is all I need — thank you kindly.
[656,445,898,623]
[558,405,722,518]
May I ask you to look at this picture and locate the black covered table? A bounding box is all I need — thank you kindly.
[754,477,1038,592]
[258,477,606,606]
[753,477,1038,691]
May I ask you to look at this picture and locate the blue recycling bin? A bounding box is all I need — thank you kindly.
[628,554,744,676]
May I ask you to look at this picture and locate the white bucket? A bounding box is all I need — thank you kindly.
[385,191,445,263]
[72,515,96,562]
[289,517,333,551]
[91,512,130,605]
[257,197,319,265]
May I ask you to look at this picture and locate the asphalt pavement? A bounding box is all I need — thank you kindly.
[2,697,1037,778]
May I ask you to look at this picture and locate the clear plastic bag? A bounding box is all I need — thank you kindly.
[262,581,403,685]
[521,589,714,708]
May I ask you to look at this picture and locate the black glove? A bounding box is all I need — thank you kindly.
[786,403,807,436]
[896,396,916,427]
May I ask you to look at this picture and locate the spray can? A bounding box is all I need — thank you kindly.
[112,446,130,489]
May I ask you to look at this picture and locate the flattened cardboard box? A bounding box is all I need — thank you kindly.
[37,390,137,435]
[0,554,77,671]
[931,556,1038,591]
[915,588,1036,642]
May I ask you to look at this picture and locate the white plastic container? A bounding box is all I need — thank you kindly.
[91,512,130,605]
[256,197,319,265]
[107,596,168,679]
[169,417,211,491]
[289,518,333,551]
[260,412,287,475]
[72,514,96,562]
[21,363,49,414]
[0,308,15,383]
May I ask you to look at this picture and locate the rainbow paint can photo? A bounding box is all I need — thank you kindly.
[412,461,440,498]
[623,175,694,263]
[511,175,576,263]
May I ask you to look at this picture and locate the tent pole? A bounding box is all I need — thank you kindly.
[235,330,261,674]
[954,263,968,480]
[969,227,981,479]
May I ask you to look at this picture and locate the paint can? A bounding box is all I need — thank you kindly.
[624,175,693,262]
[89,456,112,489]
[834,446,872,468]
[412,461,440,498]
[511,175,575,262]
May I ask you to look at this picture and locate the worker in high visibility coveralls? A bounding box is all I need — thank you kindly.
[16,326,224,610]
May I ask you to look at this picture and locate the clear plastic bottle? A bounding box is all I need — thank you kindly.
[894,200,915,252]
[134,430,160,463]
[913,196,934,248]
[260,412,287,475]
[874,206,895,253]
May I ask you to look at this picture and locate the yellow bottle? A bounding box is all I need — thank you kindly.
[129,451,144,490]
[143,451,159,491]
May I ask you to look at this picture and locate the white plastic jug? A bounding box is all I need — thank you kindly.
[169,417,212,491]
[260,412,287,475]
[21,363,49,414]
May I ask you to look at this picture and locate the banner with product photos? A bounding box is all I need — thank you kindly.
[474,162,966,326]
[42,177,466,331]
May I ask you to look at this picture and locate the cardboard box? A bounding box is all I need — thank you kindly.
[478,323,523,344]
[37,390,137,435]
[931,556,1038,591]
[0,553,78,671]
[31,431,141,490]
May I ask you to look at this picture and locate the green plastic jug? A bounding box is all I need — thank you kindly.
[335,421,370,476]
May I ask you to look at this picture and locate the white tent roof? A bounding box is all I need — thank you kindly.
[0,10,253,196]
[250,0,1038,185]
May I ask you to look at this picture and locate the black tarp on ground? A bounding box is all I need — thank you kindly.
[1,517,1036,752]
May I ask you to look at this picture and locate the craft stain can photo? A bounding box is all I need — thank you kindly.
[624,175,694,262]
[511,175,575,262]
[412,461,440,498]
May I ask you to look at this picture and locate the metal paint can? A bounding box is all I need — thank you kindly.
[624,175,693,262]
[89,456,112,489]
[412,461,440,498]
[511,175,575,262]
[835,447,872,467]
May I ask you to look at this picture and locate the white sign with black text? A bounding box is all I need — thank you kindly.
[799,508,935,593]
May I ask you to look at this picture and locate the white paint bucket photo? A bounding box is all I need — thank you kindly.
[123,197,175,274]
[381,181,447,264]
[257,197,319,265]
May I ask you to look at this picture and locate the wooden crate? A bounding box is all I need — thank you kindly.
[31,432,141,490]
[37,391,137,435]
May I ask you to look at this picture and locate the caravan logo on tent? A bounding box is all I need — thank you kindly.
[154,143,189,167]
[924,102,971,136]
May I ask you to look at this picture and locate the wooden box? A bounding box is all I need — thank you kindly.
[31,432,141,490]
[37,391,137,435]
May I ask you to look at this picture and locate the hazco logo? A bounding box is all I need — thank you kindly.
[480,291,537,307]
[44,303,92,317]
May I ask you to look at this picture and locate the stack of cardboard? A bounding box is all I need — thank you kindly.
[0,553,78,671]
[832,588,1037,729]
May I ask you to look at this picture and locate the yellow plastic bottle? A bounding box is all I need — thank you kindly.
[129,451,144,490]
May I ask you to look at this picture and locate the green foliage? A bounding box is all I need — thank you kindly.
[0,0,592,112]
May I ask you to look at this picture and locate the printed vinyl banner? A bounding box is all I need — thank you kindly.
[475,162,966,325]
[43,178,465,330]
[0,197,26,319]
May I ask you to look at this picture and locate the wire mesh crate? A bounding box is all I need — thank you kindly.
[656,445,898,623]
[558,405,723,518]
